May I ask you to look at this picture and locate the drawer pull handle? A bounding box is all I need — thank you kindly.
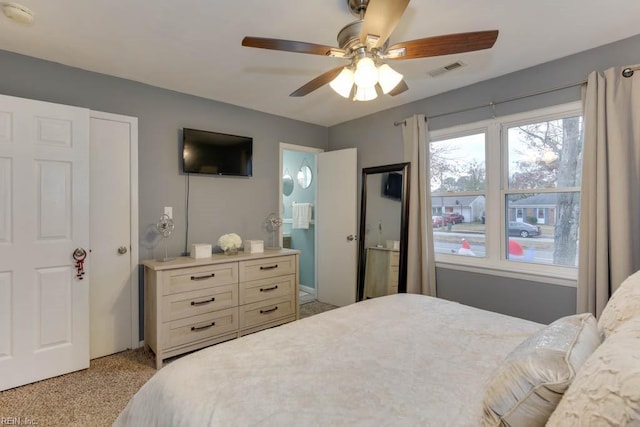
[191,273,215,281]
[260,306,279,315]
[191,297,215,306]
[259,264,278,271]
[191,322,215,332]
[260,285,279,292]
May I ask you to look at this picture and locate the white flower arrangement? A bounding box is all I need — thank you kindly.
[218,233,242,251]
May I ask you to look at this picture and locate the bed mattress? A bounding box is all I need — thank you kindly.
[115,294,542,426]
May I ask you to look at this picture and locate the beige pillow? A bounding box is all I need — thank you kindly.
[482,313,600,426]
[547,315,640,426]
[598,269,640,340]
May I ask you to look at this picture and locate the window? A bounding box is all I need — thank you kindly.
[430,132,486,257]
[429,102,583,278]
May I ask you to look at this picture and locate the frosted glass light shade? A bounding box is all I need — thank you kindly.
[329,68,354,98]
[353,86,378,101]
[353,57,378,88]
[378,64,403,94]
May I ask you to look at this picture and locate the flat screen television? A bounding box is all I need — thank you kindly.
[182,128,253,176]
[382,172,403,201]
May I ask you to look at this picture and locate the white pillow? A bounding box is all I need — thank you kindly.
[482,313,600,426]
[598,269,640,340]
[547,315,640,426]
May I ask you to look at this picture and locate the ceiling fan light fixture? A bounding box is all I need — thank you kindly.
[353,85,378,102]
[329,67,355,98]
[353,57,378,88]
[377,63,403,94]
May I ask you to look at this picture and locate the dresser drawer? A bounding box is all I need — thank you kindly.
[166,263,238,295]
[162,285,238,322]
[162,307,238,350]
[389,251,400,267]
[239,275,295,305]
[239,255,295,282]
[239,296,294,329]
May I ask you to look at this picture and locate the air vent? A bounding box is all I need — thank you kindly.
[427,61,466,78]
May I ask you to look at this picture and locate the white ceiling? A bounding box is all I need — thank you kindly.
[1,0,639,127]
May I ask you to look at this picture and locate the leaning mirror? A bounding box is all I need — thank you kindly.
[357,162,410,301]
[283,170,294,196]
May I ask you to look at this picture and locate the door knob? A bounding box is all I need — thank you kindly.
[118,246,128,255]
[346,234,357,241]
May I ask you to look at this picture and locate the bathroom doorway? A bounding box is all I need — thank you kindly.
[279,143,322,304]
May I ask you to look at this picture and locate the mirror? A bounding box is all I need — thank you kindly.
[283,170,294,196]
[357,162,410,301]
[297,161,313,189]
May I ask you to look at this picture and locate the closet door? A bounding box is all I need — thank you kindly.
[0,94,90,391]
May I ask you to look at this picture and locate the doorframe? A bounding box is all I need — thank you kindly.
[279,143,323,299]
[90,110,139,350]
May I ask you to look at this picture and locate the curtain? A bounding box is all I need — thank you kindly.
[578,65,640,317]
[402,114,437,296]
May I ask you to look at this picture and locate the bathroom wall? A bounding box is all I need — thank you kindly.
[282,150,316,289]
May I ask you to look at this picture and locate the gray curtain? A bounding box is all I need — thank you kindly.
[402,114,437,296]
[578,65,640,317]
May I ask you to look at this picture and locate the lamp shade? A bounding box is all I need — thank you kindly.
[377,64,403,94]
[329,67,354,98]
[353,85,378,102]
[353,57,378,88]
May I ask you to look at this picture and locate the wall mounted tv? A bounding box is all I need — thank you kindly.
[382,172,403,201]
[182,128,253,176]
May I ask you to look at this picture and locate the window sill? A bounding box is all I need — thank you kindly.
[434,255,578,288]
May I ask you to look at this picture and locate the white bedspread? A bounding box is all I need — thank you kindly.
[115,294,542,426]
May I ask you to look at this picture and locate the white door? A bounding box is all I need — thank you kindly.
[89,112,138,359]
[0,94,90,391]
[316,148,358,306]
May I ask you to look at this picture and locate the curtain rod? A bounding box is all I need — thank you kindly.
[393,79,586,127]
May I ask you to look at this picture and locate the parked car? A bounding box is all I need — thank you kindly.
[432,216,446,227]
[508,221,541,238]
[442,212,464,224]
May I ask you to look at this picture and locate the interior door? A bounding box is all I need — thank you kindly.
[0,94,90,391]
[316,148,358,306]
[89,112,137,359]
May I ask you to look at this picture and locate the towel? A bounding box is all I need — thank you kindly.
[292,203,312,229]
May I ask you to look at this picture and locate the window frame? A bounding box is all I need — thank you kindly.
[428,101,583,286]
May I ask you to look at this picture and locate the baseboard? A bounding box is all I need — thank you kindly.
[299,284,316,296]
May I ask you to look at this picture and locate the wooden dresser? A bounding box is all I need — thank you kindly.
[143,249,299,368]
[363,247,399,299]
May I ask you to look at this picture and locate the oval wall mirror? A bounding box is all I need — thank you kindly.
[297,165,313,189]
[283,171,294,196]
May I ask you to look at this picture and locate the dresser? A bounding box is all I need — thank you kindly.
[363,247,399,299]
[143,249,299,368]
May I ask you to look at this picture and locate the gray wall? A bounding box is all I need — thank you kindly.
[0,50,328,261]
[328,33,640,323]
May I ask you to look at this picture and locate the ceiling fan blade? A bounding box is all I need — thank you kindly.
[387,30,499,60]
[290,66,346,97]
[242,36,345,57]
[388,79,408,96]
[360,0,410,48]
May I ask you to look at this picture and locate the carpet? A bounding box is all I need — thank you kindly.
[0,300,338,426]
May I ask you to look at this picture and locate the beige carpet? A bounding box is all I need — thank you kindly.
[0,300,338,426]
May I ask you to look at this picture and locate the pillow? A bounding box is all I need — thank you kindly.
[547,315,640,426]
[481,313,600,426]
[598,269,640,340]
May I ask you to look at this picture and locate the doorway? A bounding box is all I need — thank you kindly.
[279,144,322,304]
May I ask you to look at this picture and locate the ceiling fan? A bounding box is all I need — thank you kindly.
[242,0,498,101]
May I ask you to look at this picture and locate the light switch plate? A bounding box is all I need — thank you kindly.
[164,206,172,219]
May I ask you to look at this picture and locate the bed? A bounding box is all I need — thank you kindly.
[116,273,640,426]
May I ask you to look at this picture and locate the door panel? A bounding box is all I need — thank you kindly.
[0,94,90,391]
[316,148,358,306]
[89,115,134,359]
